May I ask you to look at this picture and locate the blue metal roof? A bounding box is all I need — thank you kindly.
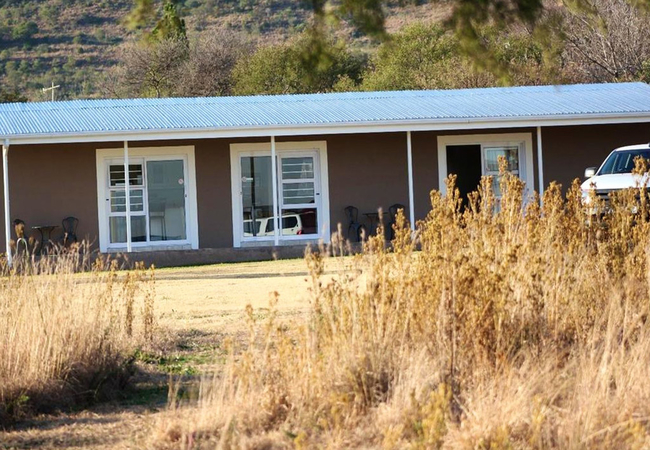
[1,82,650,143]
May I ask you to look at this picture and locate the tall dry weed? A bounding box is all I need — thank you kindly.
[161,160,650,449]
[0,249,155,425]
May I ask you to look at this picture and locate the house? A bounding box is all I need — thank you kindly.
[1,82,649,266]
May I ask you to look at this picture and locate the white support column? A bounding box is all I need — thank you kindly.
[536,126,545,197]
[271,136,280,246]
[124,141,132,252]
[2,139,11,266]
[406,131,415,231]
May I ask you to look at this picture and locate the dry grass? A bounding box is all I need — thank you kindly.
[0,250,155,426]
[158,160,650,449]
[153,259,342,337]
[0,258,333,449]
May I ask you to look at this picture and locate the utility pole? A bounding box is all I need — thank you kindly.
[42,81,60,101]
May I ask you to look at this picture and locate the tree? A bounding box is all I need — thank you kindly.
[232,35,365,95]
[124,0,156,33]
[232,44,303,95]
[107,37,188,98]
[176,30,253,97]
[560,0,650,82]
[106,30,252,98]
[299,0,650,84]
[0,85,26,103]
[304,0,650,42]
[125,0,186,43]
[11,21,38,41]
[151,0,186,42]
[303,0,549,77]
[122,0,554,83]
[111,0,191,97]
[362,22,560,91]
[362,23,467,91]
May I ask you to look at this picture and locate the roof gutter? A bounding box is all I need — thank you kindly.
[3,112,650,146]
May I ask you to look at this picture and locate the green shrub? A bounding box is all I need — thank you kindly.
[233,34,366,95]
[11,21,38,41]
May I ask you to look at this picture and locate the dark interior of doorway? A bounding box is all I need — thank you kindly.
[446,144,482,209]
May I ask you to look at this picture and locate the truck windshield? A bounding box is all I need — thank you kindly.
[599,150,650,175]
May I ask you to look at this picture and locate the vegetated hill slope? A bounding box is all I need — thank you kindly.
[0,0,448,101]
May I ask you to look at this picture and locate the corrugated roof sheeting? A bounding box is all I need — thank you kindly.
[1,83,650,138]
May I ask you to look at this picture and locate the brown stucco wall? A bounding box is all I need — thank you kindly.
[128,139,239,249]
[152,134,414,247]
[541,123,650,191]
[0,141,105,253]
[192,139,233,248]
[0,129,540,253]
[311,133,410,234]
[411,131,439,220]
[1,123,648,254]
[409,128,539,219]
[283,129,538,231]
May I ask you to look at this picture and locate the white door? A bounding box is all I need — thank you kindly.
[106,159,147,244]
[238,151,322,240]
[231,141,330,247]
[105,158,189,246]
[278,152,320,237]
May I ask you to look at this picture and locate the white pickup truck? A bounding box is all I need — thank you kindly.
[581,143,650,205]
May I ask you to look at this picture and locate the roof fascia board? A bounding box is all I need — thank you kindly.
[4,113,650,146]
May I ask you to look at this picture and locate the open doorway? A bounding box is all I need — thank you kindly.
[446,144,482,208]
[437,133,534,203]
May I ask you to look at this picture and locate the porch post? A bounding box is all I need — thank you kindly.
[536,126,545,197]
[406,131,415,231]
[271,136,279,246]
[2,139,11,266]
[124,140,132,252]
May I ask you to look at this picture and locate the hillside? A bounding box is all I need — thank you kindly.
[0,0,447,101]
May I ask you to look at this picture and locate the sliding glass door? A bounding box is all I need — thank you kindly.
[238,150,322,241]
[106,157,188,246]
[278,153,318,236]
[147,160,187,241]
[108,160,147,243]
[241,155,273,237]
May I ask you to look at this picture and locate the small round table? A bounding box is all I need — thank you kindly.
[32,225,59,255]
[363,212,383,236]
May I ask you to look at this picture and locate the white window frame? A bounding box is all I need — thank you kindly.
[230,141,330,248]
[106,158,147,244]
[279,149,320,220]
[96,146,199,252]
[437,133,535,198]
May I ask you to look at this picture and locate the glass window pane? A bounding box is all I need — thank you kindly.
[282,157,314,180]
[130,189,144,212]
[110,189,144,213]
[484,147,519,172]
[110,190,126,213]
[282,182,315,205]
[109,164,143,187]
[241,156,273,237]
[109,216,147,243]
[131,215,146,242]
[243,220,262,236]
[267,217,298,233]
[147,160,187,241]
[109,216,125,243]
[277,208,318,236]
